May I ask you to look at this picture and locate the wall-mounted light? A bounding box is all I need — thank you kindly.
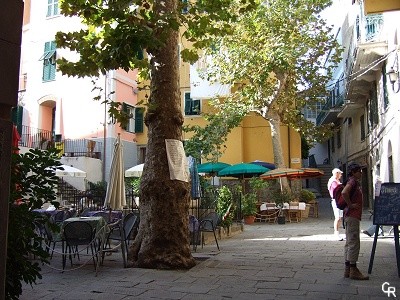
[387,52,400,93]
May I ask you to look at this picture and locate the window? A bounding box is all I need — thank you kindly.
[46,0,59,17]
[368,81,379,129]
[181,0,189,13]
[184,92,200,115]
[348,117,352,126]
[388,155,394,182]
[302,102,323,119]
[122,103,144,133]
[383,63,389,109]
[40,41,56,82]
[360,114,365,141]
[138,146,147,163]
[337,128,341,149]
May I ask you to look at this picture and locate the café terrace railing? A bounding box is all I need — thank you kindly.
[18,125,103,159]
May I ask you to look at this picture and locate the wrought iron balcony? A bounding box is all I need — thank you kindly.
[17,125,102,159]
[316,94,344,126]
[346,14,387,102]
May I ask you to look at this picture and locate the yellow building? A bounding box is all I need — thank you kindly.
[135,51,302,168]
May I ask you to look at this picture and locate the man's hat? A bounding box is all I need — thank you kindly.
[332,168,343,175]
[348,162,362,174]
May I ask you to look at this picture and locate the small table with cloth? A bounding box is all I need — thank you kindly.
[86,210,123,223]
[62,216,109,274]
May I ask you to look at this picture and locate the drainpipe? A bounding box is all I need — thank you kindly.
[102,73,107,183]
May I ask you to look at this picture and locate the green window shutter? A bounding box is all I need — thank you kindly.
[42,41,56,81]
[122,103,128,130]
[11,106,23,135]
[135,47,144,60]
[50,41,56,51]
[135,108,144,133]
[184,93,192,115]
[43,42,50,81]
[383,63,389,109]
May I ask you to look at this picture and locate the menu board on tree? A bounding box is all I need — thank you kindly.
[373,182,400,226]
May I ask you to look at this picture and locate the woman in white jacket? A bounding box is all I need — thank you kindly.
[327,168,344,241]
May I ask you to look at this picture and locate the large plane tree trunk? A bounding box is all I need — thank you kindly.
[127,0,195,269]
[267,109,290,191]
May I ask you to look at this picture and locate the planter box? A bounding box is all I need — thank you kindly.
[202,223,243,245]
[301,204,311,219]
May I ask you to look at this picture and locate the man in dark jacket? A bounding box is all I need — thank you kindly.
[342,162,369,280]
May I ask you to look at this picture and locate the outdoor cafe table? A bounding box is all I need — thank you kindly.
[32,208,60,217]
[86,210,123,223]
[62,216,109,274]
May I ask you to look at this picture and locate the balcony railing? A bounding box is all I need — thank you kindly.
[316,94,344,125]
[357,14,384,43]
[18,125,54,149]
[17,125,102,159]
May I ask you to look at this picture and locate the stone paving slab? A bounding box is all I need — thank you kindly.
[20,198,399,299]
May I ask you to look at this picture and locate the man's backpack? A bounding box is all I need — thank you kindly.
[333,180,355,210]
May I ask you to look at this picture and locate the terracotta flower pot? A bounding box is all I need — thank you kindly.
[243,215,256,225]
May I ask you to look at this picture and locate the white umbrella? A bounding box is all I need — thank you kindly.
[104,135,127,210]
[125,163,144,177]
[53,165,87,178]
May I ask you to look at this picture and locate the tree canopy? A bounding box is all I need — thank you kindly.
[185,0,341,171]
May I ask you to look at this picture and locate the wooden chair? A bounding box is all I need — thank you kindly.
[255,203,279,223]
[264,203,279,223]
[287,201,301,223]
[255,203,268,222]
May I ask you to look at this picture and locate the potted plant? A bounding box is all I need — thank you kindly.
[299,189,316,219]
[271,189,293,224]
[242,193,257,224]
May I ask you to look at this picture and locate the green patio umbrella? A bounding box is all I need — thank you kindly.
[197,162,231,175]
[198,162,231,186]
[218,163,269,178]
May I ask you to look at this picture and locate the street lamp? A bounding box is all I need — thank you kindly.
[387,53,399,93]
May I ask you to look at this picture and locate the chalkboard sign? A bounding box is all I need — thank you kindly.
[373,182,400,225]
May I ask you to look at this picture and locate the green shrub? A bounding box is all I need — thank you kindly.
[271,188,294,206]
[216,186,234,228]
[299,189,316,203]
[241,193,257,216]
[7,148,61,300]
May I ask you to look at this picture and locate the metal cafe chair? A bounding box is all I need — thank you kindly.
[102,212,139,267]
[198,212,220,251]
[62,221,97,271]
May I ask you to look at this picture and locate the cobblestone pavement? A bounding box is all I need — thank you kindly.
[21,198,399,299]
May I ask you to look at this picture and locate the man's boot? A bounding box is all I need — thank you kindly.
[349,265,369,280]
[344,265,350,278]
